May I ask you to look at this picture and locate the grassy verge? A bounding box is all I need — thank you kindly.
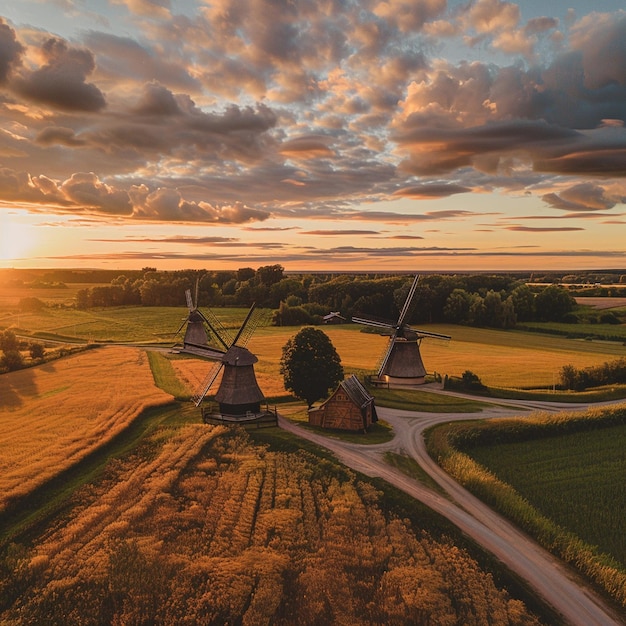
[383,451,446,495]
[425,404,626,615]
[147,351,191,400]
[454,383,626,403]
[370,385,488,412]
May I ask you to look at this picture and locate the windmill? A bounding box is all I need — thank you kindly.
[174,287,270,422]
[173,283,233,359]
[351,275,451,386]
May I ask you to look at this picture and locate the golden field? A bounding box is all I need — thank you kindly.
[171,323,626,394]
[0,425,540,625]
[0,346,173,512]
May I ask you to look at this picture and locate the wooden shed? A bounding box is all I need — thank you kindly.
[308,375,377,432]
[323,311,346,324]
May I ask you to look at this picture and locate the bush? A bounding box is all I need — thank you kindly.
[18,297,46,312]
[600,312,620,325]
[29,343,45,359]
[461,370,485,391]
[559,358,626,390]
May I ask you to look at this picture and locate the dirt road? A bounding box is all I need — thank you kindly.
[278,397,624,626]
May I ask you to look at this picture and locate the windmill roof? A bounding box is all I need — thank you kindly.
[340,375,374,408]
[222,345,258,366]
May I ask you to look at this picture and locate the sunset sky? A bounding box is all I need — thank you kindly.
[1,0,625,272]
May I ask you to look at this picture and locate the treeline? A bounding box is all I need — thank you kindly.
[280,274,578,328]
[75,265,294,309]
[74,267,581,329]
[560,358,626,391]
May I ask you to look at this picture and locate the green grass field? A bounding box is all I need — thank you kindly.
[467,424,626,568]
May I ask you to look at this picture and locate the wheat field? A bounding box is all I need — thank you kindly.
[0,426,540,625]
[0,346,174,512]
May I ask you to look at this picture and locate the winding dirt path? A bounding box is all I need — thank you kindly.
[278,396,624,626]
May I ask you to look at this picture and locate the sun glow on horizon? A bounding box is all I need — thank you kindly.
[0,213,38,265]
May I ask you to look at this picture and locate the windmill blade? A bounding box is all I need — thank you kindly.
[412,328,452,341]
[396,275,420,328]
[194,276,200,309]
[351,316,395,331]
[232,304,265,348]
[185,289,194,312]
[376,337,396,378]
[197,308,233,349]
[173,317,187,337]
[192,360,224,406]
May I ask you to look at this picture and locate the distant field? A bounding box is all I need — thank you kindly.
[0,282,99,308]
[0,346,173,513]
[412,324,626,388]
[575,297,626,310]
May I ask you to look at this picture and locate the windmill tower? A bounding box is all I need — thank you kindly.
[174,289,273,423]
[351,275,451,386]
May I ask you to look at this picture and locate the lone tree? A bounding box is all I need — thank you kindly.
[280,327,344,408]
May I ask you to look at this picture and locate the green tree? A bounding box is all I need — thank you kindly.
[510,284,535,322]
[280,327,344,407]
[535,285,575,321]
[1,350,23,372]
[0,330,19,352]
[256,264,285,287]
[443,289,471,324]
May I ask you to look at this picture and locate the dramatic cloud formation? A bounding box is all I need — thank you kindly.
[0,1,625,270]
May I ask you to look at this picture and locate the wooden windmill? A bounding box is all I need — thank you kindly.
[351,275,451,386]
[174,288,272,423]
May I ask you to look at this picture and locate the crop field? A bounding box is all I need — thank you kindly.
[415,324,626,388]
[468,424,626,567]
[0,346,174,514]
[426,404,626,608]
[0,424,540,625]
[575,297,626,310]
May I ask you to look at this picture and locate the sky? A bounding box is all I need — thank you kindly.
[0,0,625,273]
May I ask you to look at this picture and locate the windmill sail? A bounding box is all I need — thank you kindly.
[192,360,223,406]
[396,274,420,329]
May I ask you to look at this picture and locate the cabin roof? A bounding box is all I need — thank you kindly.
[323,311,346,322]
[340,374,374,408]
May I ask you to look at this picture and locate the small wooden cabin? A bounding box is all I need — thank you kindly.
[308,375,377,432]
[323,311,346,324]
